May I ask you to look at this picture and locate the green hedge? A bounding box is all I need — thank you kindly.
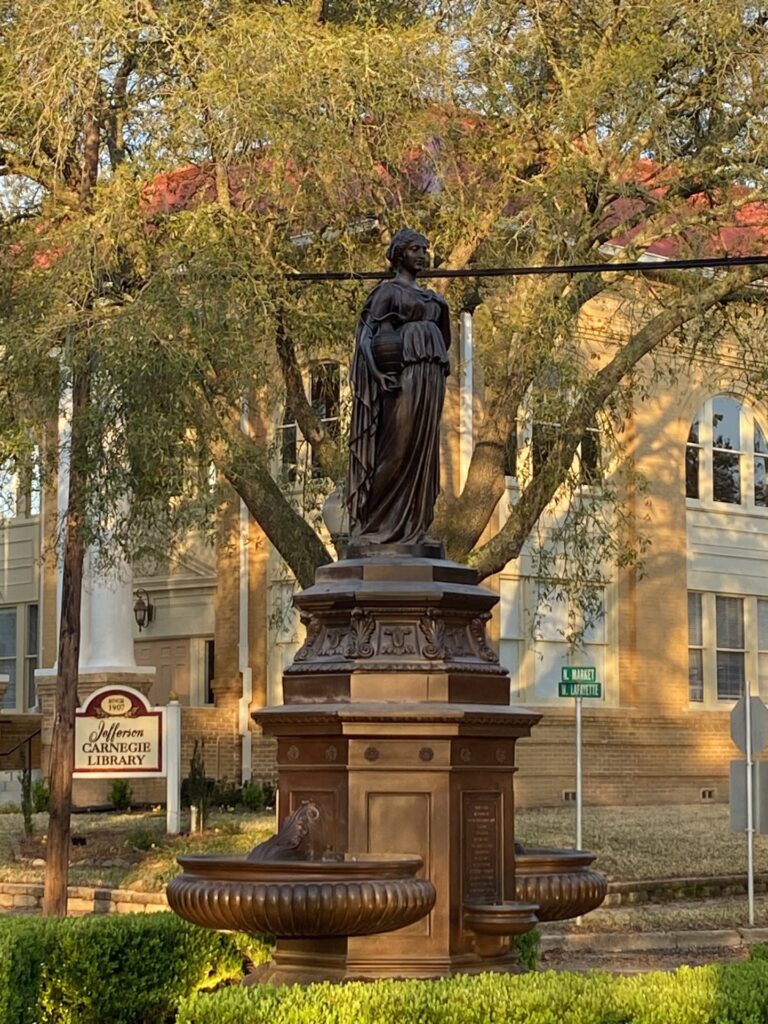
[0,913,271,1024]
[177,948,768,1024]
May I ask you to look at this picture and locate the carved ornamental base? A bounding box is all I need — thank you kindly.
[284,554,511,706]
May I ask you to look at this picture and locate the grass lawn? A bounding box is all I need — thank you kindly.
[0,802,762,894]
[0,808,275,891]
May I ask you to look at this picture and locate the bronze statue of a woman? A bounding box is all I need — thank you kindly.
[347,229,451,547]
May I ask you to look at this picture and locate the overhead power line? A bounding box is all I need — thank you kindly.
[284,253,768,283]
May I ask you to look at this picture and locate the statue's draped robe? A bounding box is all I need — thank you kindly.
[347,280,451,545]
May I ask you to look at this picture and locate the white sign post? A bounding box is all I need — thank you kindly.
[730,686,768,926]
[73,685,182,835]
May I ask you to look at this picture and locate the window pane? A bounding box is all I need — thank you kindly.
[689,649,703,702]
[504,428,517,478]
[535,594,569,641]
[756,424,768,455]
[310,363,340,421]
[532,422,558,475]
[717,651,744,699]
[280,405,297,483]
[204,639,215,705]
[534,641,569,699]
[580,429,600,484]
[0,609,16,658]
[686,445,700,499]
[712,396,741,451]
[0,465,15,518]
[716,596,744,649]
[27,604,38,652]
[756,457,768,507]
[688,593,702,646]
[26,605,38,709]
[28,450,41,516]
[499,640,521,700]
[760,652,768,699]
[499,579,522,639]
[688,415,700,445]
[0,658,16,709]
[713,451,740,504]
[582,600,606,644]
[759,600,768,651]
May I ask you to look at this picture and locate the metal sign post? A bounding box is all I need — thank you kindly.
[745,681,755,926]
[729,686,768,925]
[559,667,602,857]
[575,695,583,853]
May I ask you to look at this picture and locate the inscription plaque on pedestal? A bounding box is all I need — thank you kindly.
[462,792,502,903]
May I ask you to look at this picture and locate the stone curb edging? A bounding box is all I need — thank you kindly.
[540,927,768,954]
[604,873,768,907]
[0,880,168,914]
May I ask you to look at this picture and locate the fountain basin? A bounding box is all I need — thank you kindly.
[514,848,607,921]
[463,901,539,937]
[167,853,436,938]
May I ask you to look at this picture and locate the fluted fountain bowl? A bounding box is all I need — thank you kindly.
[167,853,436,938]
[514,848,607,921]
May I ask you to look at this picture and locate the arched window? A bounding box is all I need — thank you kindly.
[686,396,768,508]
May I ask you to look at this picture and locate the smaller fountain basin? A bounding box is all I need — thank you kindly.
[167,853,436,938]
[463,901,539,937]
[514,848,607,921]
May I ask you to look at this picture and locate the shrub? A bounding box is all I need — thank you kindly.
[178,952,768,1024]
[210,778,243,809]
[241,781,264,812]
[109,779,133,812]
[32,778,49,813]
[0,913,268,1024]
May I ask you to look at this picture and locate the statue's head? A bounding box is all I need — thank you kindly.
[386,228,429,271]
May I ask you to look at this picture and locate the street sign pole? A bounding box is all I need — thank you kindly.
[745,680,755,926]
[576,695,583,852]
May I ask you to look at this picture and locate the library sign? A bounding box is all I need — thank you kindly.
[74,686,165,778]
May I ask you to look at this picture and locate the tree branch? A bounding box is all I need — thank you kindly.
[468,264,767,580]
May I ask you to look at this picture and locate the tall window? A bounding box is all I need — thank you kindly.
[685,591,768,705]
[528,418,600,483]
[0,608,16,709]
[688,592,704,702]
[278,362,341,482]
[0,453,40,519]
[715,595,744,699]
[686,397,768,509]
[310,362,340,478]
[0,604,38,711]
[278,405,298,483]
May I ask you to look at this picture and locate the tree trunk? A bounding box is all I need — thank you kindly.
[42,369,89,917]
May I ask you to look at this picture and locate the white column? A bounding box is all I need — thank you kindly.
[459,310,474,491]
[166,699,181,835]
[79,554,141,673]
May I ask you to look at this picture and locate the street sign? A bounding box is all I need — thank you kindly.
[559,668,601,698]
[730,760,768,834]
[561,667,597,683]
[559,680,602,698]
[730,695,768,756]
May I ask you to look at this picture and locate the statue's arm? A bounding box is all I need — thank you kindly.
[358,285,399,392]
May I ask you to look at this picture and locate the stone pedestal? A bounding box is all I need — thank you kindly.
[254,553,542,979]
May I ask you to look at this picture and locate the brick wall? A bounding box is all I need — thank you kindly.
[0,714,42,772]
[514,707,737,807]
